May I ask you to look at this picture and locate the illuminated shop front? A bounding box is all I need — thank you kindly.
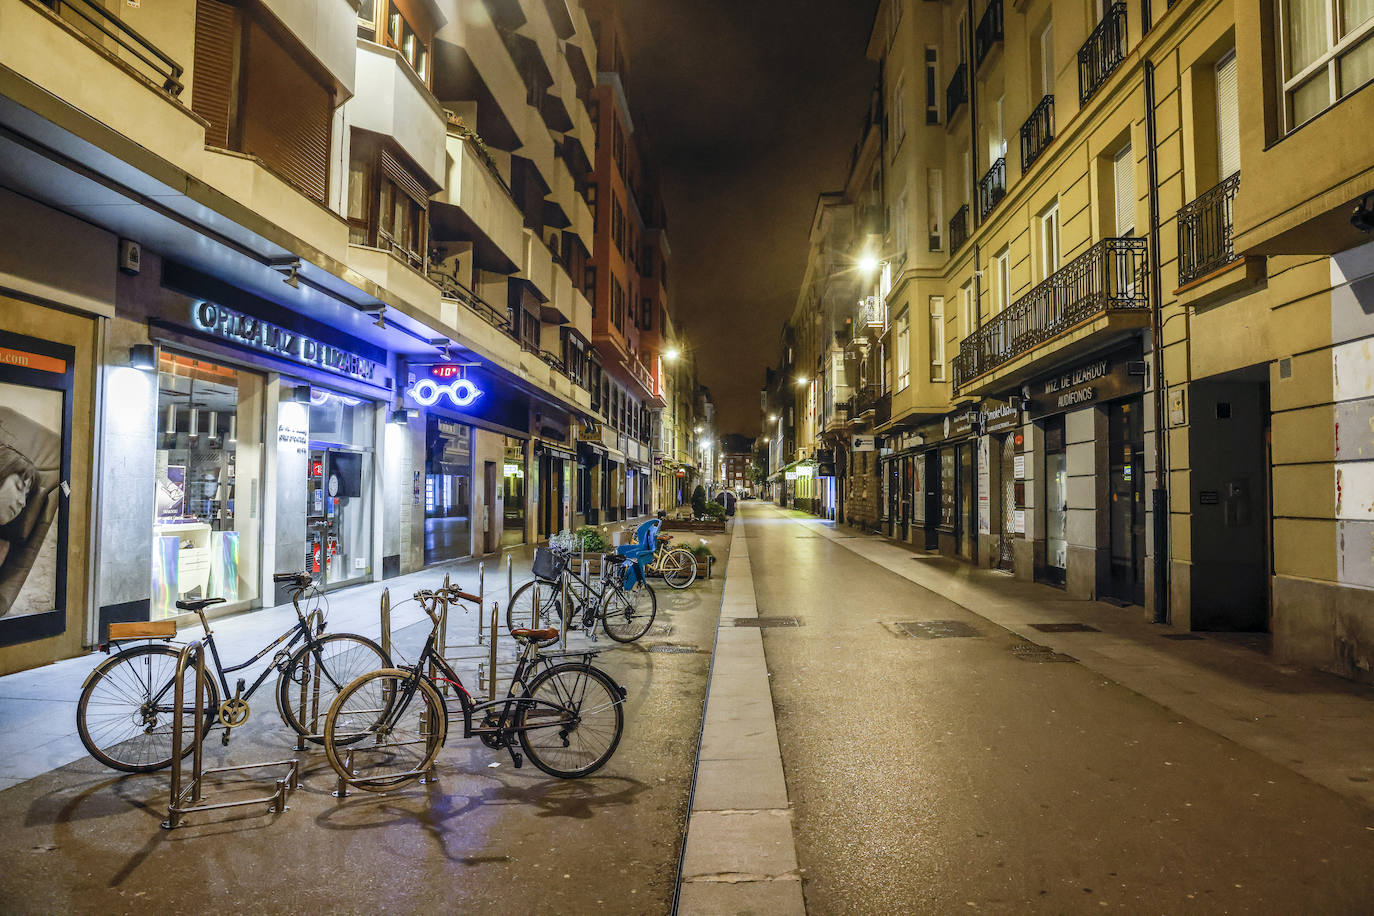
[304,388,375,590]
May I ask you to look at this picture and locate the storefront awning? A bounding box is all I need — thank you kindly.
[538,441,576,461]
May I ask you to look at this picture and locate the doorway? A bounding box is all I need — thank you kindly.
[1107,398,1146,604]
[1187,369,1271,630]
[998,435,1017,570]
[957,442,976,561]
[307,447,371,589]
[1043,416,1068,586]
[483,461,498,555]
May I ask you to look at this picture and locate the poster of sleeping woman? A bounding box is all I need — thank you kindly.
[0,387,63,619]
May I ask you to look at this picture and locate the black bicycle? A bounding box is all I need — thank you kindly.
[324,582,626,790]
[76,572,390,773]
[506,545,657,647]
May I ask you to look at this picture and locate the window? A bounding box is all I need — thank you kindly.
[925,47,941,123]
[957,10,970,64]
[927,169,944,250]
[959,280,974,340]
[611,278,626,330]
[895,308,911,391]
[993,246,1011,313]
[384,7,430,84]
[929,295,947,380]
[1039,201,1061,278]
[1216,51,1241,178]
[894,188,909,255]
[1277,0,1374,129]
[1114,143,1135,236]
[1039,23,1055,99]
[891,73,908,150]
[348,138,428,270]
[989,95,1006,162]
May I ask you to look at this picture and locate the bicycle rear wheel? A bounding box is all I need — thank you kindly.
[517,663,624,778]
[601,581,657,643]
[507,579,568,647]
[658,547,697,589]
[324,669,447,791]
[277,633,390,741]
[76,644,220,773]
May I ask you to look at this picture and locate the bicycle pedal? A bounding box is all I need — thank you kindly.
[221,729,231,747]
[510,751,523,769]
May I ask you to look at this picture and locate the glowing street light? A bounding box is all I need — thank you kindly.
[796,376,809,386]
[663,347,681,361]
[858,254,881,275]
[769,414,779,422]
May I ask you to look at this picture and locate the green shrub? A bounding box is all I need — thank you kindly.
[689,544,715,562]
[572,525,610,553]
[704,501,726,522]
[691,485,707,519]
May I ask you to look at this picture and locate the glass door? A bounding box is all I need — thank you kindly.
[307,390,375,589]
[1108,399,1145,604]
[1044,417,1067,586]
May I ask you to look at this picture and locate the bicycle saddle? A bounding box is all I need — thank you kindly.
[175,597,226,612]
[657,534,674,542]
[512,627,560,642]
[273,572,313,588]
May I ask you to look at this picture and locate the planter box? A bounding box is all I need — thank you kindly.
[662,520,727,533]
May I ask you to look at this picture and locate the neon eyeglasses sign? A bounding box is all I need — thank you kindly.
[408,378,483,408]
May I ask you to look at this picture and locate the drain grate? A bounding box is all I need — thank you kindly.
[648,644,700,654]
[1029,623,1100,633]
[733,616,802,628]
[896,620,983,639]
[647,624,675,637]
[1011,643,1078,663]
[1161,633,1205,641]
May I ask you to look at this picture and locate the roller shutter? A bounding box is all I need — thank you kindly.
[192,0,238,147]
[241,20,333,203]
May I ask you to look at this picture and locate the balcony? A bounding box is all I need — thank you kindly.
[1078,2,1128,105]
[946,62,969,121]
[974,0,1004,70]
[431,124,524,273]
[852,383,882,418]
[1020,95,1055,174]
[978,157,1007,220]
[351,41,447,188]
[953,237,1149,394]
[858,295,887,331]
[428,270,515,338]
[38,0,184,95]
[1178,173,1241,286]
[950,204,970,253]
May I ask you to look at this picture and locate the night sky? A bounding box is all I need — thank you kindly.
[619,0,881,437]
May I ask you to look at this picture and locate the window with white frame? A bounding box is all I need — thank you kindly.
[993,246,1011,313]
[1277,0,1374,129]
[1216,51,1241,178]
[1039,201,1061,278]
[989,95,1007,163]
[925,47,941,123]
[895,308,911,390]
[891,73,908,150]
[959,280,973,340]
[927,168,944,250]
[1114,143,1136,236]
[929,295,947,381]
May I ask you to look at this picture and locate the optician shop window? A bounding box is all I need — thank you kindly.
[152,354,263,617]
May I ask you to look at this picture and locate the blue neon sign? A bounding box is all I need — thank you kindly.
[409,378,483,408]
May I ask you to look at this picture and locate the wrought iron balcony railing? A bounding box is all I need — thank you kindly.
[41,0,184,96]
[858,295,887,330]
[428,270,515,338]
[852,383,881,415]
[1020,94,1055,173]
[953,237,1149,391]
[950,204,971,253]
[975,0,1004,69]
[1177,172,1241,286]
[979,157,1007,220]
[946,62,969,120]
[1078,1,1129,105]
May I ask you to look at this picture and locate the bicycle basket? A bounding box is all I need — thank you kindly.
[532,547,566,581]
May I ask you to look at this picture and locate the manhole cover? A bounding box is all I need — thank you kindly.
[1011,643,1077,663]
[896,620,982,639]
[648,644,699,654]
[1029,623,1100,633]
[1161,633,1205,641]
[733,617,802,628]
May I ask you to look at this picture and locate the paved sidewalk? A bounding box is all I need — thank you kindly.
[779,505,1374,810]
[678,514,805,914]
[0,517,656,791]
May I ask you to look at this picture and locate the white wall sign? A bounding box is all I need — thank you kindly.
[1014,454,1026,479]
[852,435,877,451]
[977,436,992,535]
[1014,509,1026,534]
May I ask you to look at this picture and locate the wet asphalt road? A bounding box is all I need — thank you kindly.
[0,534,728,916]
[744,503,1374,915]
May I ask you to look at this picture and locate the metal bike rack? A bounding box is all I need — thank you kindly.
[164,640,299,829]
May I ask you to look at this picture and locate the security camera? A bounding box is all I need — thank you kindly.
[1353,193,1374,233]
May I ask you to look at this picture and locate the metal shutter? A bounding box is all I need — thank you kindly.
[1114,143,1134,236]
[241,20,333,203]
[192,0,237,148]
[1216,51,1240,179]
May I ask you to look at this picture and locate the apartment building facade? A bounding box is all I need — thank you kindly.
[774,0,1374,681]
[0,0,693,676]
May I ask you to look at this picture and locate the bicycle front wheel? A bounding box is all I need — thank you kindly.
[324,668,447,792]
[507,579,567,647]
[658,547,698,589]
[601,581,657,643]
[518,663,624,778]
[277,633,391,741]
[77,644,220,773]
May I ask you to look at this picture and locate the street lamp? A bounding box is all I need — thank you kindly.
[663,347,681,361]
[768,414,778,422]
[858,254,881,275]
[796,376,809,386]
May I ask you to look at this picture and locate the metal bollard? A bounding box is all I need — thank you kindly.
[380,587,391,660]
[488,601,499,702]
[506,553,513,602]
[477,561,486,645]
